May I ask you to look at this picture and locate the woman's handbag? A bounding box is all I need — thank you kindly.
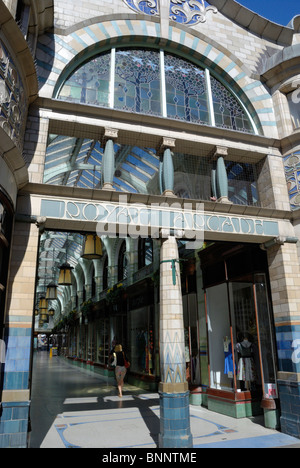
[109,352,116,368]
[123,352,130,368]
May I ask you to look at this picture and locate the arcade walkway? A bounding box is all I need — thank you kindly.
[29,352,300,449]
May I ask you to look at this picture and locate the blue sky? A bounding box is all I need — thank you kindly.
[236,1,300,26]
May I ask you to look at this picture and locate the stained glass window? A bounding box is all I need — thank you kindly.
[210,75,253,133]
[114,49,161,115]
[58,52,111,107]
[57,47,256,134]
[164,53,209,124]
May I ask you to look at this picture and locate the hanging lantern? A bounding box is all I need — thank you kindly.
[58,262,73,285]
[39,296,48,311]
[81,234,102,259]
[48,308,55,316]
[34,309,39,316]
[46,281,58,300]
[40,313,48,321]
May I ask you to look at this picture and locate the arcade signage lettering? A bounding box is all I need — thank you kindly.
[40,196,279,242]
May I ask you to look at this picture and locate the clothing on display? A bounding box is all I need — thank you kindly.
[236,339,256,383]
[224,342,235,375]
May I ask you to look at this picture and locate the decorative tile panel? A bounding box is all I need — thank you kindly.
[0,40,27,150]
[284,151,300,210]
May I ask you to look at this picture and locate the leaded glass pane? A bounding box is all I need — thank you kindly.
[56,47,255,134]
[210,75,254,133]
[164,53,209,124]
[114,49,161,115]
[58,52,111,106]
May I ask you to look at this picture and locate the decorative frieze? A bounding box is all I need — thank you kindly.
[0,40,27,150]
[284,151,300,210]
[123,0,217,26]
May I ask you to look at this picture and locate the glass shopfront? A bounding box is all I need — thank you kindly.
[129,305,155,376]
[200,243,278,406]
[183,293,201,385]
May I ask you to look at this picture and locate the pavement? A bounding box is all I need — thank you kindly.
[29,352,300,450]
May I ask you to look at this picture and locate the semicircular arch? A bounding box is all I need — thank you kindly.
[40,18,276,137]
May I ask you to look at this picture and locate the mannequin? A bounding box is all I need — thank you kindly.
[236,334,256,390]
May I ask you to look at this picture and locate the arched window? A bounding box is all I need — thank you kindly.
[56,48,257,135]
[118,241,127,282]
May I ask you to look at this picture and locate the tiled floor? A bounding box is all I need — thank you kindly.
[29,352,300,449]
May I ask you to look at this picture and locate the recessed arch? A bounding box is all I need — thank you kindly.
[39,18,276,135]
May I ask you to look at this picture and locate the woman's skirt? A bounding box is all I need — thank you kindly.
[115,365,127,382]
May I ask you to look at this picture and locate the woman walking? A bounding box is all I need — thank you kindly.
[110,344,130,398]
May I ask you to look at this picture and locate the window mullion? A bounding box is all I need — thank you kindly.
[160,49,167,118]
[205,69,216,127]
[109,48,116,109]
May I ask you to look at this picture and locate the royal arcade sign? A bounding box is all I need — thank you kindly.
[40,195,280,245]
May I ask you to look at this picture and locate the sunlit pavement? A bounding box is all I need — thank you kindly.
[29,352,300,449]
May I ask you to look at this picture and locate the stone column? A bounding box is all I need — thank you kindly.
[159,137,176,197]
[210,145,230,203]
[0,219,41,447]
[102,128,118,191]
[85,284,92,301]
[159,235,192,448]
[266,240,300,438]
[94,276,102,301]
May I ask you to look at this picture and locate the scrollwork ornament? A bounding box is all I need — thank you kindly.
[123,0,217,26]
[123,0,159,16]
[170,0,217,25]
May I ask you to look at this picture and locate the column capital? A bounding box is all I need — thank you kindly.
[209,145,228,161]
[158,137,176,155]
[101,127,119,145]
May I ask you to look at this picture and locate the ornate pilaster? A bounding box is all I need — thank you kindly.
[159,235,192,448]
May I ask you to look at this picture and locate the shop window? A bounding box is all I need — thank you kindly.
[118,241,127,282]
[96,317,109,365]
[183,293,200,385]
[201,244,278,403]
[103,255,108,290]
[138,238,153,269]
[129,306,154,375]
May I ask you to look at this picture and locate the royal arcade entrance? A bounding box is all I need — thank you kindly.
[10,182,297,446]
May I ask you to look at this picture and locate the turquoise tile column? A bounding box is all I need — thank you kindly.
[0,327,31,448]
[159,235,193,448]
[0,221,40,447]
[266,242,300,439]
[276,323,300,439]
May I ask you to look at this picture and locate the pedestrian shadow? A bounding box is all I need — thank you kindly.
[103,392,160,447]
[133,395,160,446]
